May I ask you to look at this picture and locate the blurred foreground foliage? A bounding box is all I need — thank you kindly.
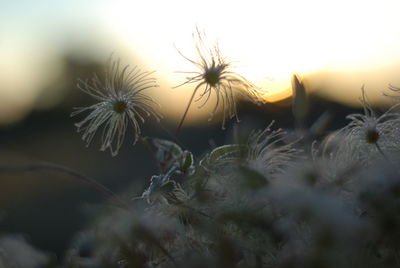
[3,87,400,267]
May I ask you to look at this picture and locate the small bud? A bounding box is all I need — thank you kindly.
[291,73,309,124]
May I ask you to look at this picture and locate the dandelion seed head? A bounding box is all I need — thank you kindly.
[72,56,162,156]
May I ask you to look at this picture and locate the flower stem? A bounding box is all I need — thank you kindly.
[175,85,200,138]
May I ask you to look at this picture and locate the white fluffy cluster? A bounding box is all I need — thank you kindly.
[65,91,400,267]
[0,236,48,268]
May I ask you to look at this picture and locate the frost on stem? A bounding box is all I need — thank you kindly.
[175,28,265,135]
[71,56,162,156]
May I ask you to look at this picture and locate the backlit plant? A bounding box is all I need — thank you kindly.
[2,30,400,268]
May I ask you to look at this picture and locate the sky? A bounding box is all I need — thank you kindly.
[1,0,400,124]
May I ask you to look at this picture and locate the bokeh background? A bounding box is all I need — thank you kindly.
[1,0,400,257]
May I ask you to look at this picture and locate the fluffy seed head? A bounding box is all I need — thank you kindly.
[71,56,162,156]
[322,87,400,166]
[175,28,265,133]
[246,121,298,176]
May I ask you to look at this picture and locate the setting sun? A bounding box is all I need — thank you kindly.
[106,0,400,106]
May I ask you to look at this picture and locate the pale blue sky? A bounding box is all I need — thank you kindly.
[1,0,110,49]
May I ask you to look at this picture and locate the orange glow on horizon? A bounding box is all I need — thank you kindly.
[2,0,400,124]
[106,0,400,109]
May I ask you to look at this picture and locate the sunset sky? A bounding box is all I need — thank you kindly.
[2,0,400,124]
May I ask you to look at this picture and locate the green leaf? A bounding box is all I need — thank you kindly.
[181,151,194,171]
[200,144,246,170]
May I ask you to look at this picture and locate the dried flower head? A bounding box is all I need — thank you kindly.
[175,28,264,134]
[246,121,298,176]
[323,87,400,165]
[72,57,161,156]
